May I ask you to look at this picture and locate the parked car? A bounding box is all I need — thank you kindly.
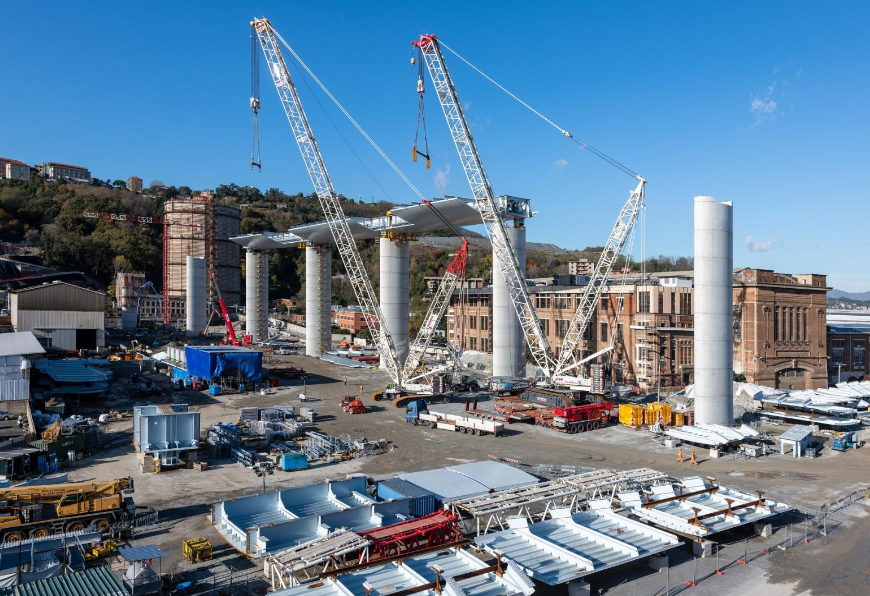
[0,411,11,421]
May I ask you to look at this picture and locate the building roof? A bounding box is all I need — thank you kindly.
[0,332,45,357]
[12,564,125,596]
[33,359,112,383]
[779,425,814,442]
[0,271,105,293]
[828,323,870,334]
[117,545,165,562]
[9,280,105,296]
[43,162,88,171]
[474,504,680,585]
[0,158,28,167]
[664,423,758,447]
[397,462,539,503]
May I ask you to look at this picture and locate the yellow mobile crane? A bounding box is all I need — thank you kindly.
[0,477,136,543]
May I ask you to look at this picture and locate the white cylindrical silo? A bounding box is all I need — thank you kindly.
[306,245,332,356]
[185,256,207,337]
[379,238,410,366]
[245,250,269,342]
[493,224,527,378]
[693,195,734,426]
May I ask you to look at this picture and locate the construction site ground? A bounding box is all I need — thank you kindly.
[70,353,870,596]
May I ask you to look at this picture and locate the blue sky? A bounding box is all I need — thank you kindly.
[2,1,868,290]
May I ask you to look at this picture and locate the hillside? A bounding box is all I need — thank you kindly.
[0,179,695,312]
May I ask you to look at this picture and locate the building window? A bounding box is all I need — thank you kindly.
[555,295,571,309]
[680,294,692,315]
[555,319,570,339]
[638,291,650,314]
[803,308,808,341]
[617,323,624,342]
[600,297,608,312]
[855,341,865,369]
[734,306,742,342]
[480,316,489,331]
[657,292,664,314]
[788,307,794,341]
[470,337,477,350]
[670,293,676,314]
[774,307,779,342]
[795,308,801,341]
[541,319,550,336]
[600,322,608,342]
[469,315,477,330]
[831,339,844,365]
[481,337,489,352]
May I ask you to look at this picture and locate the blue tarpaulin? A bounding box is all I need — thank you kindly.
[185,347,263,382]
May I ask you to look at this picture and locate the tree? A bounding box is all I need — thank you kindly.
[149,179,164,188]
[113,180,126,189]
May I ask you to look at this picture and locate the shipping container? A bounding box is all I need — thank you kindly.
[377,478,437,517]
[30,434,87,459]
[279,452,308,471]
[618,404,644,426]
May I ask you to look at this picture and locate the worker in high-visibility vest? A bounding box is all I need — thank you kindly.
[677,447,683,463]
[690,450,698,465]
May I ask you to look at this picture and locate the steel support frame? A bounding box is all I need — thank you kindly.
[417,38,554,377]
[359,511,463,559]
[254,20,402,383]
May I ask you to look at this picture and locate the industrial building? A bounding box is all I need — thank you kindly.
[826,308,869,383]
[163,196,241,324]
[448,268,830,391]
[8,281,106,352]
[0,331,44,400]
[134,404,200,469]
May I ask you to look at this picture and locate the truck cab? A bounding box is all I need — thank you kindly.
[405,399,428,423]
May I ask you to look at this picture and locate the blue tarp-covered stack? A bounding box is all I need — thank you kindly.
[185,347,263,382]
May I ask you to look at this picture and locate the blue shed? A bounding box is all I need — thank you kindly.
[280,452,309,471]
[185,346,263,382]
[377,478,437,517]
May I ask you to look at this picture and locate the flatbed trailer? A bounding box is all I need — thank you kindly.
[406,400,504,436]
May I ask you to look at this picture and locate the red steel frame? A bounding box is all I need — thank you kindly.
[359,510,463,560]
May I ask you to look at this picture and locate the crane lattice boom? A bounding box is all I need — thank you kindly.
[554,178,645,377]
[413,34,555,378]
[403,238,468,375]
[252,18,402,383]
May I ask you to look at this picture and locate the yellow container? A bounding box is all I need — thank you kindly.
[673,412,684,427]
[619,404,644,426]
[646,402,672,425]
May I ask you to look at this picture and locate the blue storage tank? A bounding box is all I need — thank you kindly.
[377,478,437,517]
[280,453,309,471]
[208,385,221,396]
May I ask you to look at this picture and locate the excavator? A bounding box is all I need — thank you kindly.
[0,477,137,543]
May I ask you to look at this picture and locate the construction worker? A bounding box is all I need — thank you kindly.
[690,450,698,465]
[360,385,364,394]
[343,377,347,386]
[677,447,683,463]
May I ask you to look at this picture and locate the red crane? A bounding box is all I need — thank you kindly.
[210,269,251,346]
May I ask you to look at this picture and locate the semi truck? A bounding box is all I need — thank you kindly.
[551,402,616,433]
[0,477,142,543]
[405,400,504,437]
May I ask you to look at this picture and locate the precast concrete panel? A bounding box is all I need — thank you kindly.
[245,250,269,341]
[305,246,332,356]
[186,256,207,338]
[693,196,734,426]
[493,225,526,377]
[379,239,410,366]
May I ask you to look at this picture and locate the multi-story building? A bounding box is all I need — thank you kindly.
[333,306,372,334]
[37,162,90,184]
[424,277,485,294]
[567,259,593,276]
[0,158,30,181]
[447,268,830,391]
[827,309,870,383]
[732,269,829,390]
[127,176,143,193]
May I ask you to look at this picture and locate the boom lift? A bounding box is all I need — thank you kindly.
[0,478,136,543]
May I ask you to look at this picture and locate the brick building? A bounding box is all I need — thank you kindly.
[127,176,143,193]
[0,158,30,181]
[447,268,830,391]
[333,307,372,334]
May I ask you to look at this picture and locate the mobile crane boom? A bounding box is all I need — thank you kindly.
[554,178,646,377]
[252,18,403,384]
[413,35,555,379]
[210,269,238,345]
[403,237,468,375]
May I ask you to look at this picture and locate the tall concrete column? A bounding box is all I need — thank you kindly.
[305,245,332,356]
[493,224,527,377]
[245,250,269,342]
[379,237,410,366]
[693,196,734,426]
[185,256,207,337]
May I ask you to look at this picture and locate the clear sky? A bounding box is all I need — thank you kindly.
[2,1,868,290]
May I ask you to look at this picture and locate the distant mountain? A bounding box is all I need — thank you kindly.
[829,289,870,300]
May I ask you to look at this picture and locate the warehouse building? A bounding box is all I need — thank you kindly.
[9,281,106,352]
[448,268,829,391]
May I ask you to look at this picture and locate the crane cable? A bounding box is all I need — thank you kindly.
[437,39,642,181]
[250,26,262,171]
[272,29,429,203]
[412,47,431,169]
